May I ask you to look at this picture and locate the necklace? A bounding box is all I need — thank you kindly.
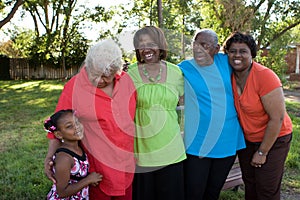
[142,64,162,82]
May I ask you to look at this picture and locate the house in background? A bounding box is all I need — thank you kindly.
[286,43,300,81]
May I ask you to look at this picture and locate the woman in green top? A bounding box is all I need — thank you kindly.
[127,26,186,200]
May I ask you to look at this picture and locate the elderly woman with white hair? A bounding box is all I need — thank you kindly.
[44,39,137,200]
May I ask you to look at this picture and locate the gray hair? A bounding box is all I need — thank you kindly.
[193,29,219,46]
[85,39,122,76]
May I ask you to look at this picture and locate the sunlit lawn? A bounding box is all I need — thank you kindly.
[0,80,64,199]
[0,80,299,199]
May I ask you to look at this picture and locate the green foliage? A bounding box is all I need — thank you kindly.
[193,0,300,57]
[285,101,300,169]
[0,26,35,58]
[282,101,300,195]
[1,0,300,76]
[1,20,90,69]
[17,0,91,70]
[12,29,36,58]
[256,48,287,82]
[0,1,6,12]
[255,31,293,81]
[220,188,245,200]
[290,25,300,43]
[282,168,300,194]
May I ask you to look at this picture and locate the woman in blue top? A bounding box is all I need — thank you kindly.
[178,29,245,200]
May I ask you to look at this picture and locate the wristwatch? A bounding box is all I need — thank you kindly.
[257,149,267,156]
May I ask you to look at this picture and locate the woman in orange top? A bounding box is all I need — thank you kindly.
[223,31,292,200]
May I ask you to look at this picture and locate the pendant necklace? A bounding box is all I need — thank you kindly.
[142,64,162,82]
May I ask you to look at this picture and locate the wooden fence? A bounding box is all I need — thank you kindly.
[6,58,79,80]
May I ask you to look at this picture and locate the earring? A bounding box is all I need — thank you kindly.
[61,139,64,143]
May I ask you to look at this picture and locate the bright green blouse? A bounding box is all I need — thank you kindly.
[128,61,186,167]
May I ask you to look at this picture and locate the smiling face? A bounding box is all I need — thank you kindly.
[55,112,84,141]
[136,34,161,64]
[227,42,252,72]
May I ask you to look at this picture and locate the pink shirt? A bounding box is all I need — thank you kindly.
[48,67,136,196]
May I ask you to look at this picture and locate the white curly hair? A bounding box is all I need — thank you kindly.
[85,39,123,77]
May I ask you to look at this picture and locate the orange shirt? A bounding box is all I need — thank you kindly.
[232,62,292,142]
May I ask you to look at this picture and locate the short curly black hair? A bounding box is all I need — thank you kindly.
[223,31,257,58]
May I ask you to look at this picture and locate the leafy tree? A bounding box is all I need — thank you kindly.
[0,25,35,58]
[256,33,292,82]
[0,0,23,29]
[0,40,19,56]
[11,29,35,58]
[21,0,82,76]
[4,0,94,78]
[2,0,300,80]
[81,4,119,39]
[1,0,123,78]
[199,0,300,48]
[193,0,300,79]
[249,0,300,49]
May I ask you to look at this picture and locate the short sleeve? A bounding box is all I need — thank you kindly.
[256,66,282,97]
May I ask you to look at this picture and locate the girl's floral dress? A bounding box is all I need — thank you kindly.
[47,148,89,200]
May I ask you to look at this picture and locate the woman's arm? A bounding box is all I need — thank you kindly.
[44,139,61,183]
[251,87,285,166]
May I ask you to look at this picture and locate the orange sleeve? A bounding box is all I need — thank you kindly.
[255,64,282,97]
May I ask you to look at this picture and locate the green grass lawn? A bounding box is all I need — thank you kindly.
[0,80,64,199]
[0,80,299,199]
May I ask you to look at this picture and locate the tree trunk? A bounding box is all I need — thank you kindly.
[157,0,163,28]
[181,17,185,59]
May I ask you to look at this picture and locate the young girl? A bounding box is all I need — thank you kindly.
[44,109,102,200]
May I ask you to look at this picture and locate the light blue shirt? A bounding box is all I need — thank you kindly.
[178,53,245,158]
